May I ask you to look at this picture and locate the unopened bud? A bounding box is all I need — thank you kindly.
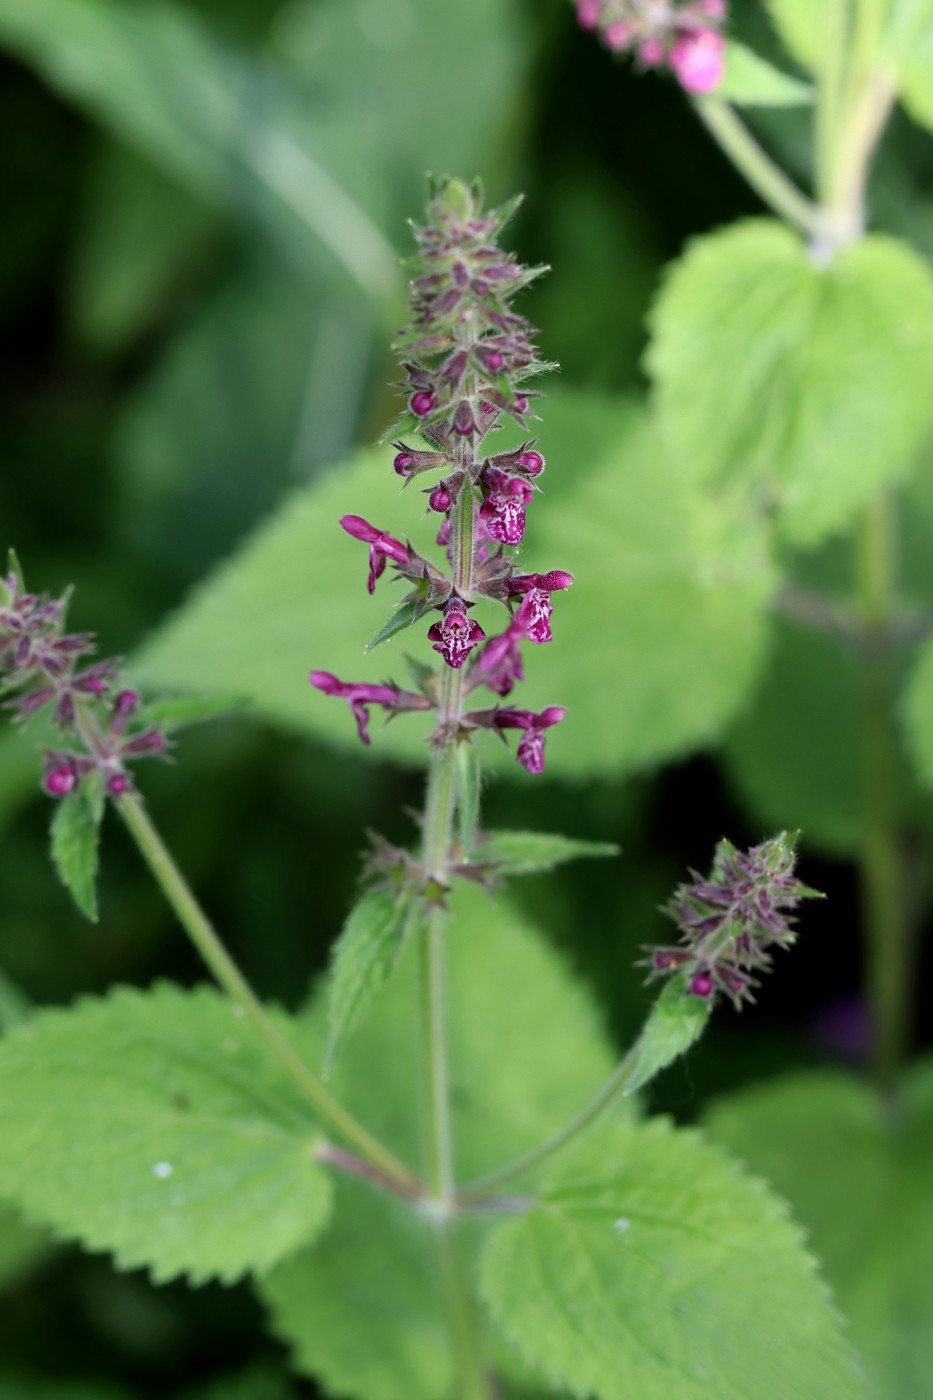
[411,390,436,417]
[44,763,77,797]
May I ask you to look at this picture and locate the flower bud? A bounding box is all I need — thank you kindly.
[411,390,436,417]
[429,486,452,513]
[44,763,77,797]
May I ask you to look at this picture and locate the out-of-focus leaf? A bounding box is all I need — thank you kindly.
[720,40,814,105]
[178,1366,297,1400]
[135,392,773,778]
[139,692,248,732]
[70,137,215,352]
[706,1065,933,1400]
[762,0,825,71]
[886,0,933,130]
[0,0,397,299]
[0,1205,49,1290]
[647,220,933,546]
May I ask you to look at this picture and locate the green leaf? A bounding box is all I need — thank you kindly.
[366,599,423,652]
[0,983,332,1283]
[260,1177,449,1400]
[479,829,619,875]
[0,1384,130,1400]
[136,391,773,778]
[70,137,214,352]
[50,783,103,921]
[325,888,416,1073]
[647,221,933,546]
[705,1065,933,1400]
[139,692,248,733]
[263,883,616,1398]
[454,741,482,858]
[624,975,712,1096]
[480,1117,865,1400]
[886,0,933,130]
[719,40,814,105]
[763,0,825,71]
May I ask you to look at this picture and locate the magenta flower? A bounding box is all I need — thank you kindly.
[507,570,574,645]
[479,470,535,546]
[476,616,526,697]
[427,599,486,670]
[669,27,725,92]
[494,705,568,774]
[309,671,431,745]
[340,515,409,594]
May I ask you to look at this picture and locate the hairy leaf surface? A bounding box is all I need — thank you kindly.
[481,1118,865,1400]
[0,984,332,1283]
[325,888,417,1072]
[50,783,102,921]
[706,1066,933,1400]
[479,829,619,875]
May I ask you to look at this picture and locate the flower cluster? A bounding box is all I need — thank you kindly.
[0,562,167,799]
[576,0,727,94]
[646,833,819,1008]
[310,178,573,777]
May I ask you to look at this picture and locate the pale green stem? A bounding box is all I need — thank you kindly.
[116,792,420,1195]
[417,470,492,1396]
[816,0,852,213]
[458,1039,642,1201]
[691,96,822,237]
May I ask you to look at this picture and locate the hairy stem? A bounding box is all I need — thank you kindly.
[691,96,822,236]
[458,1039,642,1201]
[117,792,420,1195]
[418,476,492,1397]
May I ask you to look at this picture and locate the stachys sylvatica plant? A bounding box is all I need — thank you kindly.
[0,179,866,1400]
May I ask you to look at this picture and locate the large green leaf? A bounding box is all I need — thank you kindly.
[480,1117,866,1400]
[0,983,332,1283]
[646,221,933,546]
[259,883,617,1398]
[135,391,773,778]
[260,1178,449,1400]
[705,1065,933,1400]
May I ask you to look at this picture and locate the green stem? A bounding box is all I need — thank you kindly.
[416,472,491,1397]
[691,96,822,236]
[856,496,912,1093]
[458,1040,642,1202]
[420,906,453,1197]
[117,792,420,1195]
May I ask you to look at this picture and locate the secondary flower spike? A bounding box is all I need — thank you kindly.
[310,176,570,779]
[0,561,168,801]
[646,832,821,1008]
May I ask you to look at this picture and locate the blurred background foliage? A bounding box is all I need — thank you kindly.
[0,0,931,1394]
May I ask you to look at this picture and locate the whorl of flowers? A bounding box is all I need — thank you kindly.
[310,178,572,777]
[576,0,728,94]
[0,560,167,800]
[646,833,820,1008]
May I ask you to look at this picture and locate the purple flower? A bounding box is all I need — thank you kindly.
[669,27,725,92]
[476,617,525,697]
[340,515,409,594]
[427,599,486,670]
[310,671,415,745]
[494,705,568,774]
[507,570,574,644]
[479,469,535,546]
